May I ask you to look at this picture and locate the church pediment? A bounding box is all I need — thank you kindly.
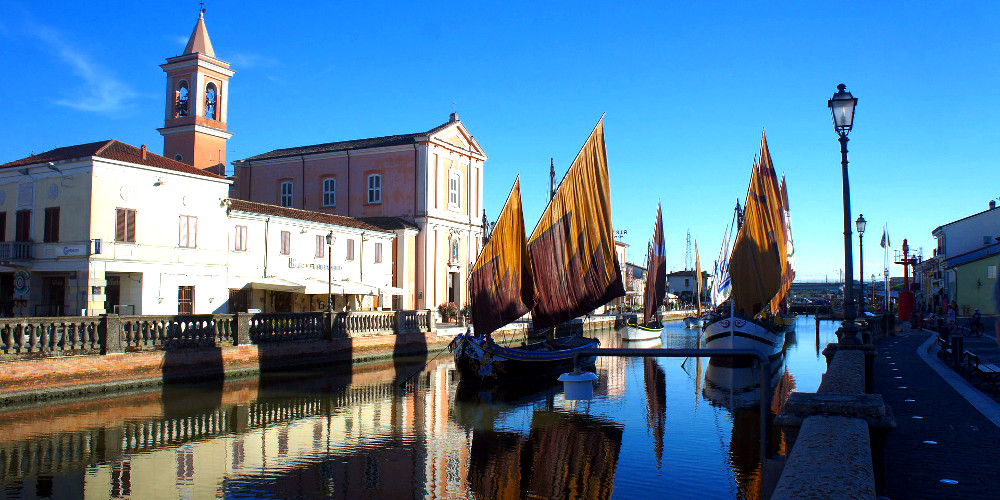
[429,121,487,159]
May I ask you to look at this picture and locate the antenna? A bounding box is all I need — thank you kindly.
[685,229,692,271]
[549,158,556,201]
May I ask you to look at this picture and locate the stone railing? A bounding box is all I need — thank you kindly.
[0,310,434,360]
[249,312,324,343]
[772,322,896,499]
[0,316,102,356]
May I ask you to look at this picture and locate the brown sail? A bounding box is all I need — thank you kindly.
[528,118,625,330]
[469,177,535,337]
[642,202,666,325]
[728,134,786,318]
[694,239,703,315]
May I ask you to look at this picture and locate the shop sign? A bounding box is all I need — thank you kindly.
[13,270,29,295]
[288,258,342,271]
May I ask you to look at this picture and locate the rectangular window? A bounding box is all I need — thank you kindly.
[43,207,60,243]
[315,235,325,258]
[178,215,198,248]
[989,266,998,279]
[235,225,248,251]
[280,230,291,255]
[280,181,293,207]
[115,208,136,243]
[346,238,355,261]
[178,286,194,315]
[375,242,382,263]
[0,212,6,242]
[323,178,336,207]
[449,172,461,207]
[367,174,381,204]
[15,210,31,242]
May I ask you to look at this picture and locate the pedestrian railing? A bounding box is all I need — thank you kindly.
[0,309,434,360]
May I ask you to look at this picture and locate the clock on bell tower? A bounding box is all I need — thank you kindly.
[158,9,234,174]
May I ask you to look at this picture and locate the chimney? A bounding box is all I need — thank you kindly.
[991,199,997,210]
[140,144,147,160]
[449,112,458,122]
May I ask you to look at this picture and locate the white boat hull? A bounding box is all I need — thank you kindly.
[621,324,662,341]
[703,315,784,359]
[683,317,704,329]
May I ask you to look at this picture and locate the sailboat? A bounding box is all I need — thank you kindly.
[454,118,626,382]
[683,239,705,329]
[703,133,794,359]
[622,202,666,341]
[773,174,797,330]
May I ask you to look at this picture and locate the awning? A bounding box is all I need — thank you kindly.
[245,277,306,293]
[379,286,406,296]
[338,279,379,295]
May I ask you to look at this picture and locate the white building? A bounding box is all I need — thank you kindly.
[0,140,231,316]
[0,141,400,316]
[929,199,1000,308]
[225,199,399,313]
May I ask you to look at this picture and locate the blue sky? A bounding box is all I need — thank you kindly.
[2,1,998,282]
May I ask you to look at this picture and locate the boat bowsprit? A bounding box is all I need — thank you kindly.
[452,333,600,382]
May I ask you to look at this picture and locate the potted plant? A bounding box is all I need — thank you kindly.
[438,302,458,323]
[459,303,472,326]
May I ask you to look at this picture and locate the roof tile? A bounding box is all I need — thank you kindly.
[227,199,392,233]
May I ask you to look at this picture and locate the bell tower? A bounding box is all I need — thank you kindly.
[158,9,234,173]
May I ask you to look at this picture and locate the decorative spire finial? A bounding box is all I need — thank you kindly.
[200,1,206,13]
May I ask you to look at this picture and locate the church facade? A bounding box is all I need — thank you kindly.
[229,116,487,312]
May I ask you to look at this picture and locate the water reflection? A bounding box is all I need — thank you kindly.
[0,317,842,499]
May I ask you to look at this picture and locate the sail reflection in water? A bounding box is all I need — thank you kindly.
[702,351,797,500]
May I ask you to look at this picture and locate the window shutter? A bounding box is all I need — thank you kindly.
[116,208,126,242]
[126,209,136,243]
[179,216,188,247]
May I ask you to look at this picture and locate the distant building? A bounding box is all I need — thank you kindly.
[924,200,1000,312]
[667,270,709,302]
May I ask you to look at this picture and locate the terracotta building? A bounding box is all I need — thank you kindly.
[230,115,487,311]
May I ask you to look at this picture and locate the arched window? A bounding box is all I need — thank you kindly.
[204,82,218,120]
[322,178,336,207]
[280,181,293,207]
[367,174,381,204]
[175,81,189,117]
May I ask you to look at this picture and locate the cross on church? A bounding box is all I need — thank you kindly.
[200,1,206,13]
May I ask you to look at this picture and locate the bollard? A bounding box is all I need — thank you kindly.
[951,335,964,366]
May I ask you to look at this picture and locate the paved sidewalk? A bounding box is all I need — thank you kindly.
[873,327,1000,499]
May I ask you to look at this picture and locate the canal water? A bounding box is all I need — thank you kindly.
[1,316,841,499]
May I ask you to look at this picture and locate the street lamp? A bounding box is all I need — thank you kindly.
[856,214,866,316]
[829,83,859,344]
[326,232,335,313]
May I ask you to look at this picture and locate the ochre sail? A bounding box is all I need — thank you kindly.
[469,177,535,337]
[528,118,625,330]
[642,202,666,325]
[728,134,786,318]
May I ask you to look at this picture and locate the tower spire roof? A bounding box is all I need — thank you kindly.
[183,11,215,57]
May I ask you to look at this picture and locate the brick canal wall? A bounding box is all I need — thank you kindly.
[0,330,447,406]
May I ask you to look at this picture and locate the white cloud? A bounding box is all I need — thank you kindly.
[229,53,279,69]
[32,24,138,114]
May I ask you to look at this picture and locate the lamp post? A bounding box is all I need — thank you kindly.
[326,232,334,313]
[856,214,866,316]
[829,83,859,344]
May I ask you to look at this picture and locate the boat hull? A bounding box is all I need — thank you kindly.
[683,317,705,329]
[703,315,785,361]
[775,314,797,330]
[452,334,599,383]
[621,324,662,341]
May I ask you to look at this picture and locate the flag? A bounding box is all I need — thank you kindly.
[880,228,887,249]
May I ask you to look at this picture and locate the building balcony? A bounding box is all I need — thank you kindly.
[0,242,32,262]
